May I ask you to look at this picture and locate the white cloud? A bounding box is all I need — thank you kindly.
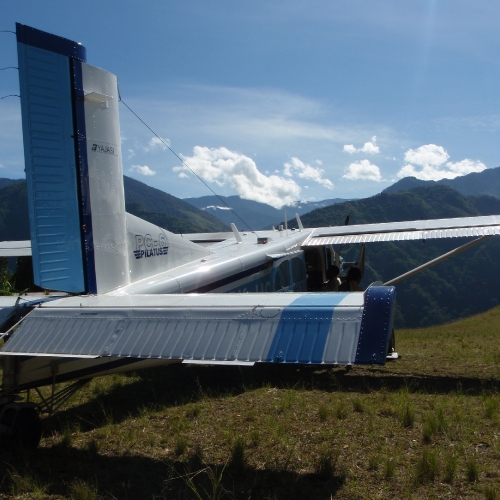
[343,144,357,154]
[343,159,382,181]
[174,146,301,208]
[127,149,135,160]
[343,136,380,155]
[145,136,170,151]
[397,144,487,180]
[361,137,380,154]
[445,159,487,175]
[178,172,189,179]
[283,157,334,189]
[129,165,157,176]
[403,144,449,168]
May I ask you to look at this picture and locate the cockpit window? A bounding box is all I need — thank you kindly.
[292,257,306,282]
[275,260,290,290]
[338,244,364,276]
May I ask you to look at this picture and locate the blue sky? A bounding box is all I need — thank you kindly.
[1,1,499,207]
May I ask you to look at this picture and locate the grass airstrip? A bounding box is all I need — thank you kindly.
[1,306,500,499]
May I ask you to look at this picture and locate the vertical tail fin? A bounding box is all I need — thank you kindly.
[17,24,129,294]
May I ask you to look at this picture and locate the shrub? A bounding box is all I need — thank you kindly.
[315,450,339,480]
[400,402,415,428]
[384,459,395,479]
[466,458,479,482]
[352,397,364,413]
[414,448,439,484]
[174,435,188,456]
[230,437,246,473]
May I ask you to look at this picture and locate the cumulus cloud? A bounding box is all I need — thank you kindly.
[343,160,382,181]
[397,144,487,180]
[343,136,380,155]
[446,159,487,175]
[283,157,334,189]
[174,146,301,209]
[145,136,170,151]
[129,165,157,176]
[343,144,357,154]
[404,144,449,167]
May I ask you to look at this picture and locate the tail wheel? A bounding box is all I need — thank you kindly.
[1,406,42,450]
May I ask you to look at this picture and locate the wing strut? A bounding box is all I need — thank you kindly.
[295,213,304,231]
[383,236,489,286]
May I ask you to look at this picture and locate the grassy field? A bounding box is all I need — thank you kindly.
[1,306,500,499]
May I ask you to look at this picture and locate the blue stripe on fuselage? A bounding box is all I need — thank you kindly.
[265,293,350,364]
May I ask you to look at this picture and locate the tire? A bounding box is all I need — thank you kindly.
[9,407,42,450]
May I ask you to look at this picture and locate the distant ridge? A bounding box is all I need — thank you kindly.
[383,166,500,198]
[184,195,352,230]
[0,178,24,191]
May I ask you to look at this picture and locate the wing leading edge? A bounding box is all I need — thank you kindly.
[302,215,500,246]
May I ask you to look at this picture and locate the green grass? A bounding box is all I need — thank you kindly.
[1,306,500,498]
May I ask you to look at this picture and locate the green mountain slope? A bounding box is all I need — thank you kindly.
[0,178,23,191]
[298,185,483,226]
[0,182,31,241]
[383,166,500,198]
[0,177,229,242]
[296,185,500,328]
[124,176,228,232]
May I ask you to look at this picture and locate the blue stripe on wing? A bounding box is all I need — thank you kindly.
[265,293,348,364]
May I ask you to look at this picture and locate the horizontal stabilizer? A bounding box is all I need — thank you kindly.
[0,289,395,369]
[0,241,31,257]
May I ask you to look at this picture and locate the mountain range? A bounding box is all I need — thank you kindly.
[383,166,500,198]
[184,195,352,230]
[1,166,500,328]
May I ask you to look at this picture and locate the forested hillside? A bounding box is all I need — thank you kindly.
[0,177,229,242]
[293,185,500,328]
[123,176,228,232]
[383,165,500,198]
[0,182,31,241]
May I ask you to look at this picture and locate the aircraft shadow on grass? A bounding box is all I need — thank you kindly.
[0,433,345,500]
[42,363,500,434]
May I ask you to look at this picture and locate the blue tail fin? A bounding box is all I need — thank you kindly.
[17,24,129,294]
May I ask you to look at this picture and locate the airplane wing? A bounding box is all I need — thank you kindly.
[302,215,500,246]
[0,241,32,257]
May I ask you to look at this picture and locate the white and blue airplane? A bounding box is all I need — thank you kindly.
[0,23,499,447]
